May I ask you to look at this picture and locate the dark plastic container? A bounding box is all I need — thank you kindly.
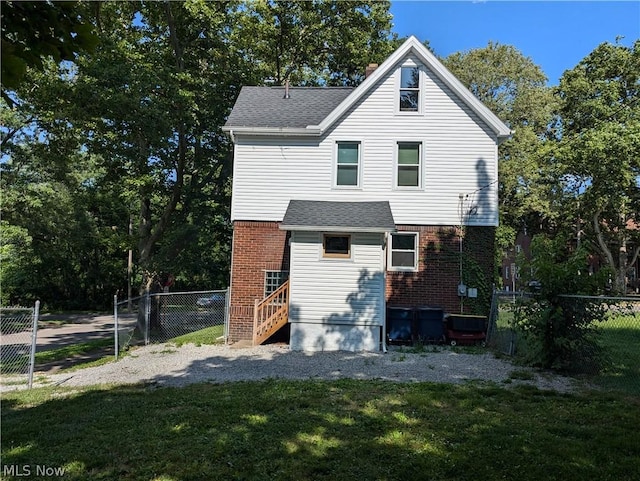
[446,314,487,346]
[387,307,413,344]
[447,314,486,332]
[415,307,445,343]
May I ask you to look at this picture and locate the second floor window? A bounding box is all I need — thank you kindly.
[336,142,360,187]
[396,142,422,188]
[399,66,420,112]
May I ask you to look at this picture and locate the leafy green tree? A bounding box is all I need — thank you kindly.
[1,1,98,95]
[1,0,397,309]
[41,1,244,295]
[233,0,396,86]
[515,235,610,371]
[1,85,130,309]
[444,43,559,238]
[556,40,640,294]
[0,221,36,306]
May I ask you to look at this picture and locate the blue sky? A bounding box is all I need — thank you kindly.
[390,1,640,85]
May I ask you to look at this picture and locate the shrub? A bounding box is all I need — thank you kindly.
[514,235,610,372]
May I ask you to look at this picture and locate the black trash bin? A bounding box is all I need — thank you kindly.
[415,307,445,344]
[387,307,413,344]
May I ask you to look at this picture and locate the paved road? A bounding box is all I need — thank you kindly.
[1,313,138,352]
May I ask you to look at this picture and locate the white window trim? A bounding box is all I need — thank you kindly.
[388,232,419,272]
[393,141,424,190]
[396,62,422,115]
[333,141,362,189]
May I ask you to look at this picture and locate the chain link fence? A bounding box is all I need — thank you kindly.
[487,290,529,356]
[488,291,640,395]
[0,302,40,388]
[115,290,228,355]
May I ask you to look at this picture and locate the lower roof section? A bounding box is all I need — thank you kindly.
[280,200,397,233]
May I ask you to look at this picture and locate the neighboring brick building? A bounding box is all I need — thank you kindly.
[223,37,511,350]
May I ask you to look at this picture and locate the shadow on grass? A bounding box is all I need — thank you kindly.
[3,369,640,480]
[593,326,640,395]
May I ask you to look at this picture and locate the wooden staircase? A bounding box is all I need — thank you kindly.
[253,280,289,345]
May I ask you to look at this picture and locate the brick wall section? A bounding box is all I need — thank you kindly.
[229,221,290,342]
[386,226,495,315]
[229,222,495,341]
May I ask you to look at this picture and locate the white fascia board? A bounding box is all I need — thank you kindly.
[423,52,513,138]
[316,38,414,132]
[280,225,396,233]
[318,35,512,139]
[221,126,321,137]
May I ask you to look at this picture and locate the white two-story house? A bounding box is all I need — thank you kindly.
[223,36,511,351]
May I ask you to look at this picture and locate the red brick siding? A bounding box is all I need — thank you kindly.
[228,222,495,341]
[228,221,290,342]
[386,226,495,315]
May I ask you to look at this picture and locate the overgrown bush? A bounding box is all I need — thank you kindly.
[514,235,610,372]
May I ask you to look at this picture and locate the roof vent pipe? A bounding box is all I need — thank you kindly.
[283,79,290,99]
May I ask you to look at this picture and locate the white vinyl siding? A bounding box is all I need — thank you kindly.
[231,54,499,227]
[288,231,385,351]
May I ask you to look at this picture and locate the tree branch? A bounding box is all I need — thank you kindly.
[0,116,33,149]
[593,210,616,269]
[138,0,188,264]
[164,2,184,71]
[629,244,640,273]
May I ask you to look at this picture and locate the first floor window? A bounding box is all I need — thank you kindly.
[323,234,351,258]
[336,142,360,187]
[389,232,418,270]
[264,270,289,297]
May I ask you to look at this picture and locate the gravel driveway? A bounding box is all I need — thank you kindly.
[15,343,577,392]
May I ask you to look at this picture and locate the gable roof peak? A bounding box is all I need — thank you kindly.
[224,35,512,140]
[316,34,511,139]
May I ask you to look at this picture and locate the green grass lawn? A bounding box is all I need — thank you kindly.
[593,314,640,395]
[2,381,639,481]
[168,324,225,346]
[34,338,114,365]
[492,304,640,396]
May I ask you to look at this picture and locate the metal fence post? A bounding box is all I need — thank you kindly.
[114,294,119,360]
[224,287,230,344]
[144,290,150,345]
[27,300,40,389]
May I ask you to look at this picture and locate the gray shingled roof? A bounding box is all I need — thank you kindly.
[280,200,396,232]
[224,86,353,129]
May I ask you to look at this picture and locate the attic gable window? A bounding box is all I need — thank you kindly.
[399,66,420,112]
[335,142,360,187]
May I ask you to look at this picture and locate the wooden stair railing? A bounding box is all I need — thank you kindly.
[253,280,289,346]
